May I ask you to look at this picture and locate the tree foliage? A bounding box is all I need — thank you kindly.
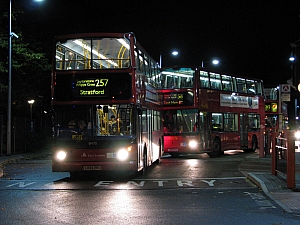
[0,6,51,117]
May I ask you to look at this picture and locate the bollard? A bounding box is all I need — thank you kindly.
[259,128,265,158]
[287,131,295,189]
[271,132,278,175]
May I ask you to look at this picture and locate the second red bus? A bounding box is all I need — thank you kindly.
[159,67,265,157]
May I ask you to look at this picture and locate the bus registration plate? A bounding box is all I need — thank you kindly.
[83,166,102,170]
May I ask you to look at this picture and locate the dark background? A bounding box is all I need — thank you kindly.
[3,0,300,86]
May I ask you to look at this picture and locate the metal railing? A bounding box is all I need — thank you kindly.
[272,130,296,189]
[0,116,30,156]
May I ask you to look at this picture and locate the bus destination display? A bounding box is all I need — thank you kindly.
[75,78,109,97]
[163,93,184,105]
[163,92,194,106]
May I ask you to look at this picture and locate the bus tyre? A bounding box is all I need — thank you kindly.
[244,135,257,152]
[208,138,221,158]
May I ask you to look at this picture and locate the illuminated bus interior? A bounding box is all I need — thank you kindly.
[56,37,131,70]
[163,109,198,133]
[159,68,195,88]
[200,70,263,95]
[53,104,134,139]
[264,86,288,131]
[159,67,263,96]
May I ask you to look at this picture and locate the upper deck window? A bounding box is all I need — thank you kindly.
[55,37,130,70]
[209,72,221,90]
[221,75,233,92]
[236,78,247,93]
[246,79,257,94]
[160,68,194,89]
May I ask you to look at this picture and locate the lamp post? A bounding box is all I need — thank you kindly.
[289,41,300,129]
[160,51,179,68]
[201,59,219,68]
[7,0,44,155]
[7,0,17,156]
[28,100,35,132]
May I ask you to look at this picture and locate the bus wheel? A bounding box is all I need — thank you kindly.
[244,135,257,152]
[208,138,221,158]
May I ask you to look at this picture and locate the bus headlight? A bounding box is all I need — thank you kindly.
[117,149,129,161]
[295,131,300,139]
[56,150,67,161]
[189,140,198,149]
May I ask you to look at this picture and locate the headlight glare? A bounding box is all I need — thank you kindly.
[117,149,129,161]
[56,150,67,161]
[189,140,198,148]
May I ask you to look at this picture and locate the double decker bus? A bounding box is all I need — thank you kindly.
[264,86,288,132]
[51,32,163,176]
[159,66,265,157]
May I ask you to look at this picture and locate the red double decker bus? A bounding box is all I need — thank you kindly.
[264,86,288,132]
[51,32,163,176]
[159,67,265,157]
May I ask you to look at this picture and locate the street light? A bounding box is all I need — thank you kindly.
[160,50,179,68]
[288,41,300,129]
[201,59,220,68]
[28,100,35,132]
[7,0,44,155]
[289,56,295,62]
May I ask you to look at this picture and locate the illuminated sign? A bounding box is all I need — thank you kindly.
[54,73,132,101]
[271,103,278,113]
[164,93,184,105]
[220,94,259,109]
[265,102,278,113]
[163,92,194,106]
[75,78,109,97]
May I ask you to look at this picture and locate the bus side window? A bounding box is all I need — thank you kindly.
[224,124,229,131]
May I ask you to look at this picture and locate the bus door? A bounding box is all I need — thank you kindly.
[147,109,153,163]
[239,113,248,147]
[137,108,144,169]
[199,111,211,150]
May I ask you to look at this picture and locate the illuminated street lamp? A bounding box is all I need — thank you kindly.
[289,56,295,62]
[28,100,35,132]
[160,50,179,68]
[201,59,220,68]
[7,0,44,155]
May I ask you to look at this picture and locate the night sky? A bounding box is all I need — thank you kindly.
[5,0,300,86]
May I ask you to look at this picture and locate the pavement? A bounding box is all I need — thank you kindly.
[1,149,300,215]
[0,149,51,178]
[240,151,300,215]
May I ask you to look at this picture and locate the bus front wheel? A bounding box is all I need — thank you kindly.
[208,138,221,158]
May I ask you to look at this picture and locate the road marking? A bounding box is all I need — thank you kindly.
[94,181,114,186]
[2,177,250,189]
[201,180,216,186]
[244,192,276,209]
[6,181,36,188]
